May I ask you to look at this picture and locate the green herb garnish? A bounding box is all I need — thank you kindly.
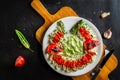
[15,29,34,52]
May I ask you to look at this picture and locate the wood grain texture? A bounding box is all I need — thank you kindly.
[31,0,118,80]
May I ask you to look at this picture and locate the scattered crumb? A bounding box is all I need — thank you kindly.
[18,45,23,48]
[23,17,26,20]
[56,2,61,5]
[100,10,103,13]
[31,34,34,37]
[11,38,14,41]
[100,12,110,19]
[93,11,96,15]
[89,19,92,22]
[23,28,26,31]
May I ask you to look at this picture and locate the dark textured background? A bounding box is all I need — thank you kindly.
[0,0,120,80]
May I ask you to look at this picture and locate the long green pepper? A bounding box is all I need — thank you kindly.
[15,29,34,52]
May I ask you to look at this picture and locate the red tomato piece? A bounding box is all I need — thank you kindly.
[46,44,63,54]
[84,39,100,50]
[79,27,92,40]
[87,51,95,56]
[76,59,82,67]
[64,61,70,67]
[57,31,64,37]
[71,61,76,68]
[52,31,64,43]
[52,51,95,68]
[81,56,88,64]
[15,56,25,67]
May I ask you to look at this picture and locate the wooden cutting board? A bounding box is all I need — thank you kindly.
[31,0,118,80]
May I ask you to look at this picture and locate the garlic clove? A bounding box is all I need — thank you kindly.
[100,12,110,19]
[103,28,112,39]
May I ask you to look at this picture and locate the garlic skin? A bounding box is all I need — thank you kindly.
[103,28,112,39]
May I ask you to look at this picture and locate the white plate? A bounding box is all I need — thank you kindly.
[42,16,103,76]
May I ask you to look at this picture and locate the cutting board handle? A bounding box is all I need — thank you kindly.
[31,0,77,44]
[31,0,52,21]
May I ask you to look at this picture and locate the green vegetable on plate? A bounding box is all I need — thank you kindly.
[15,29,34,52]
[57,20,66,34]
[71,20,88,35]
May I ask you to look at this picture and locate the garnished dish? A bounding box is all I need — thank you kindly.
[42,16,103,76]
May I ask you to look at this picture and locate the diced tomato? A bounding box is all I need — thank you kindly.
[52,51,95,68]
[87,51,95,56]
[71,61,76,68]
[57,31,64,36]
[75,59,81,67]
[83,39,100,50]
[52,31,64,43]
[15,56,25,67]
[81,56,88,64]
[46,44,63,54]
[52,39,58,43]
[53,55,64,65]
[79,27,92,40]
[85,55,92,62]
[64,61,70,67]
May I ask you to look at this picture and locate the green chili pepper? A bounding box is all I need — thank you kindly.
[15,29,34,52]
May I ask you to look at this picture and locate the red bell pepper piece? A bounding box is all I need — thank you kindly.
[46,44,63,54]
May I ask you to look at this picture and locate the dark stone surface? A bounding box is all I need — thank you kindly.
[0,0,120,80]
